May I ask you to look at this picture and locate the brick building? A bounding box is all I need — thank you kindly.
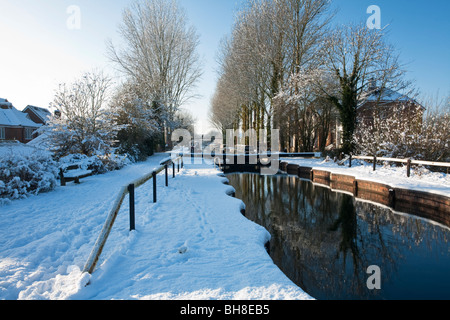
[23,105,52,125]
[323,87,424,151]
[0,98,43,143]
[358,88,424,127]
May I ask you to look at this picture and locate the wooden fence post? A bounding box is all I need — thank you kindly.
[128,184,135,231]
[353,180,358,197]
[373,156,377,171]
[407,159,411,178]
[59,169,66,186]
[152,171,157,203]
[389,188,396,208]
[83,156,182,275]
[165,164,168,187]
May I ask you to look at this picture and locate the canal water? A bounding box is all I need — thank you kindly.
[227,173,450,300]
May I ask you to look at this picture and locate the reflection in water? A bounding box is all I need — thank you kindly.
[227,173,450,300]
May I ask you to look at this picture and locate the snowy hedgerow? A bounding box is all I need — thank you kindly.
[354,98,449,163]
[0,149,58,203]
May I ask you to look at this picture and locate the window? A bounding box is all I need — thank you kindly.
[0,127,5,140]
[25,128,34,140]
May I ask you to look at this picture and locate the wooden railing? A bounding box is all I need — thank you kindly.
[349,155,450,177]
[83,155,183,275]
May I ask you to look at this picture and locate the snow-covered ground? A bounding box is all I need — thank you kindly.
[282,157,450,197]
[2,151,447,301]
[0,153,311,300]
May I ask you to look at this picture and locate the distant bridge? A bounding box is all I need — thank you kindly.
[182,152,321,174]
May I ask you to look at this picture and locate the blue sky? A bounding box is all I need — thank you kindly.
[331,0,450,101]
[0,0,448,133]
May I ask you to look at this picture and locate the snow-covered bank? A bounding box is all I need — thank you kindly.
[282,158,450,198]
[0,155,312,300]
[0,153,169,299]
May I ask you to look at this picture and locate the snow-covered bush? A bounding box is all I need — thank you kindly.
[354,101,449,163]
[109,81,160,162]
[59,152,130,175]
[0,150,58,203]
[40,71,126,159]
[96,152,131,172]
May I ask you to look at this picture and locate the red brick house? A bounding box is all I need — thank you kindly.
[357,88,425,128]
[322,87,424,151]
[23,105,52,125]
[0,98,42,143]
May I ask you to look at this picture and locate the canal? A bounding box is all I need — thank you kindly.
[227,173,450,300]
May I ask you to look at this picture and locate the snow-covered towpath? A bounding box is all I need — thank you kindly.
[0,154,311,300]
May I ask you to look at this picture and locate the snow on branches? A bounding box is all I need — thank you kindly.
[354,99,449,163]
[42,71,125,159]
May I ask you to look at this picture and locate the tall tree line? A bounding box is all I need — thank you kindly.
[211,0,333,149]
[210,0,412,155]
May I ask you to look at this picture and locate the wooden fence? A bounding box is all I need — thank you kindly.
[349,155,450,177]
[83,155,183,275]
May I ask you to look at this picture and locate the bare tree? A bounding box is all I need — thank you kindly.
[273,68,338,152]
[209,73,242,137]
[107,0,202,132]
[320,23,413,155]
[210,0,333,149]
[45,71,122,158]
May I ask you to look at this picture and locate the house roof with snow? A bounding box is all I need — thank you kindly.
[0,98,13,108]
[23,105,52,123]
[359,88,425,110]
[0,99,41,128]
